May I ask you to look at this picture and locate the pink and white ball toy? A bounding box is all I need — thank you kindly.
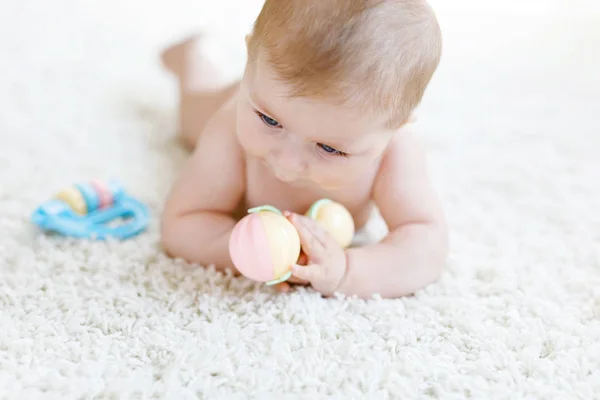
[228,205,301,286]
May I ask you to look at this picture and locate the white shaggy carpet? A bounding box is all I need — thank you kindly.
[1,0,599,398]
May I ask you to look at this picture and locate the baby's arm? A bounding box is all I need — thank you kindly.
[337,128,449,298]
[161,107,245,272]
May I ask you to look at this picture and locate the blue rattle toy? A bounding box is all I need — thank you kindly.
[31,180,149,240]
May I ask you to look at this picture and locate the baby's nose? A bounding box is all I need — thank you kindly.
[275,144,306,173]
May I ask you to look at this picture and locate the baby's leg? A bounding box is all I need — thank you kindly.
[161,35,239,149]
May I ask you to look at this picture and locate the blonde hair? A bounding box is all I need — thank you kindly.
[247,0,442,128]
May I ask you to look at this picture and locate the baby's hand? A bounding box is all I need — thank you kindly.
[273,251,309,293]
[283,211,347,296]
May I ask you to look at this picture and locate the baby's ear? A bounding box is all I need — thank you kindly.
[245,34,252,47]
[393,113,417,131]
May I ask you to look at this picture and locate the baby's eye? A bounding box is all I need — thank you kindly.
[256,111,281,128]
[317,143,348,157]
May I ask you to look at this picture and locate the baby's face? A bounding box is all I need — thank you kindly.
[235,56,396,189]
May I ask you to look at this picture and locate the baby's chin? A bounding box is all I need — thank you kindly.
[302,173,347,190]
[313,180,348,191]
[277,177,342,190]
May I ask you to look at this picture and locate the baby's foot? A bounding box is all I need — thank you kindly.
[161,35,196,78]
[160,34,230,93]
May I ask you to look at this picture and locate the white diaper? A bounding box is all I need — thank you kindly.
[351,207,389,247]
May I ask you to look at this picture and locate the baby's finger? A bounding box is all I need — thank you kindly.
[297,213,333,248]
[297,251,308,266]
[274,282,291,293]
[291,264,321,283]
[285,213,326,255]
[287,275,309,285]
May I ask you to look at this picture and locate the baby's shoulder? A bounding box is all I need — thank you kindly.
[201,95,242,149]
[208,94,238,133]
[374,124,428,187]
[189,95,245,180]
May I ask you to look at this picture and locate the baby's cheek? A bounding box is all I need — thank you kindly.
[313,163,359,188]
[237,124,266,157]
[242,137,264,158]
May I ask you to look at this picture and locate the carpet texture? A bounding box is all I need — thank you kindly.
[1,0,599,398]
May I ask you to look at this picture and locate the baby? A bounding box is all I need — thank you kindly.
[160,0,448,299]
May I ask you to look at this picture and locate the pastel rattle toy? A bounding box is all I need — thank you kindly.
[229,199,355,286]
[306,198,355,248]
[31,180,150,240]
[229,205,301,285]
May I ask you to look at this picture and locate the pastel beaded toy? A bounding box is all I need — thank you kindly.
[229,199,355,286]
[31,180,149,240]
